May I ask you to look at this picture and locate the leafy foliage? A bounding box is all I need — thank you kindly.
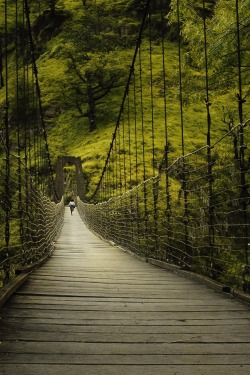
[0,0,249,188]
[168,0,250,92]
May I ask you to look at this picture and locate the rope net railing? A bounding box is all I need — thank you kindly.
[0,155,64,286]
[78,122,250,291]
[78,0,250,292]
[0,0,64,287]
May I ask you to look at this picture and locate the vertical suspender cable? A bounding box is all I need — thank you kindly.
[118,121,122,195]
[121,109,127,192]
[107,160,111,199]
[16,0,24,254]
[111,143,115,196]
[127,93,132,188]
[148,10,155,177]
[122,110,127,193]
[202,0,215,273]
[235,0,248,265]
[160,0,168,154]
[133,70,140,248]
[89,0,150,201]
[133,71,138,186]
[26,51,32,173]
[32,68,38,184]
[160,0,171,242]
[22,0,30,226]
[24,0,59,200]
[138,47,146,182]
[148,6,158,253]
[177,0,185,158]
[114,136,118,194]
[177,0,189,260]
[3,0,10,283]
[138,45,149,254]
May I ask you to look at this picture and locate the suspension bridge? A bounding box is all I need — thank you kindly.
[0,0,250,374]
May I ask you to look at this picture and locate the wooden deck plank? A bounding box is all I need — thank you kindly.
[2,331,250,343]
[1,208,250,375]
[3,295,244,306]
[2,308,250,320]
[1,364,250,375]
[2,341,250,355]
[3,300,248,311]
[1,353,250,365]
[2,321,250,334]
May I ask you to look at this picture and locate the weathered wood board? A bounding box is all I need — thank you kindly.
[1,208,250,375]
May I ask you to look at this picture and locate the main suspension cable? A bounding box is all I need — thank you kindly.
[24,0,59,200]
[3,0,11,282]
[89,0,151,201]
[235,0,248,265]
[202,0,215,273]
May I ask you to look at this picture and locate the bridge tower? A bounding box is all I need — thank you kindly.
[55,156,85,201]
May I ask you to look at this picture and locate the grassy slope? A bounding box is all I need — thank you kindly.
[0,0,249,195]
[35,0,140,189]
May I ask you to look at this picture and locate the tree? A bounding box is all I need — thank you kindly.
[167,0,250,91]
[207,0,250,89]
[63,51,127,131]
[69,2,131,53]
[60,2,132,131]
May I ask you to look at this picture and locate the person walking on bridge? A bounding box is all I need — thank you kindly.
[69,200,75,215]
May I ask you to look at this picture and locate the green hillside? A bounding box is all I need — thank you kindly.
[0,0,249,197]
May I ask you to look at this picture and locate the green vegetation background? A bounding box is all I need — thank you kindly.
[0,0,249,196]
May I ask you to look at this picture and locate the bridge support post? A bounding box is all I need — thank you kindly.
[55,156,85,201]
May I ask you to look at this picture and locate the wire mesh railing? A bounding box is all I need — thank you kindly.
[78,122,249,292]
[77,0,250,293]
[0,0,64,288]
[0,154,64,287]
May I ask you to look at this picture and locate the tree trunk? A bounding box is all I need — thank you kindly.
[87,83,96,132]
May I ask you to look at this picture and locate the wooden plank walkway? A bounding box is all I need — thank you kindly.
[1,208,250,375]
